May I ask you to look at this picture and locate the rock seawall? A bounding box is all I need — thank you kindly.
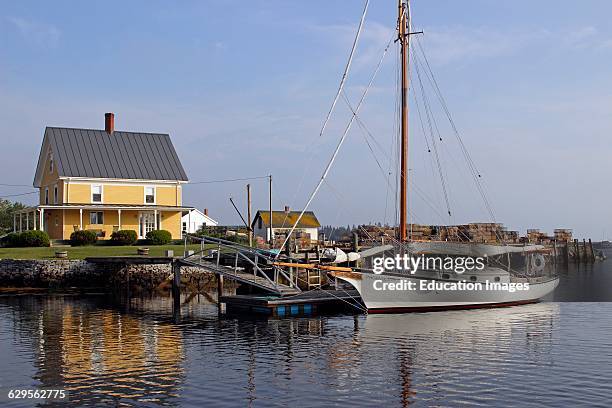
[0,259,217,292]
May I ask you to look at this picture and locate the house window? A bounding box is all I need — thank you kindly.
[90,211,104,225]
[145,186,155,204]
[45,188,49,205]
[49,153,53,173]
[182,222,187,232]
[258,217,262,229]
[91,185,102,203]
[53,185,58,204]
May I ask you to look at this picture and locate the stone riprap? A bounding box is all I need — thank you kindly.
[0,259,218,292]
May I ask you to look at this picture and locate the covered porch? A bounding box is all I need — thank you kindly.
[15,204,195,240]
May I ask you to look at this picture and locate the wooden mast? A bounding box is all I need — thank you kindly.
[398,0,409,241]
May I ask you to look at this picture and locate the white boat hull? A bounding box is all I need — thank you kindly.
[334,271,559,313]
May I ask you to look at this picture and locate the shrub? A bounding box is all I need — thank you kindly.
[146,229,172,245]
[110,230,138,246]
[70,230,98,246]
[1,231,49,247]
[19,230,50,247]
[1,232,21,247]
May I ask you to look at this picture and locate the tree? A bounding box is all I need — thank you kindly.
[0,199,26,235]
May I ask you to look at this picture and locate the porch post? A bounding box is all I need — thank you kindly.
[33,210,36,230]
[153,209,158,230]
[13,212,16,233]
[159,211,162,230]
[26,212,29,231]
[39,209,44,232]
[79,209,83,230]
[19,213,23,232]
[118,209,122,230]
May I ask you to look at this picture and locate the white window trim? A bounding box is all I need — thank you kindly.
[91,184,103,203]
[144,186,156,205]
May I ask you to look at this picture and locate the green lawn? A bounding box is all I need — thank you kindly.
[0,244,206,260]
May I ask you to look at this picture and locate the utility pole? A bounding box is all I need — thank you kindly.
[247,183,252,247]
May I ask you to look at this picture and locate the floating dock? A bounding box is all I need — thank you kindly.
[221,289,363,317]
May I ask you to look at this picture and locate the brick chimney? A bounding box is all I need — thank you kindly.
[105,112,115,134]
[204,208,208,216]
[284,205,290,213]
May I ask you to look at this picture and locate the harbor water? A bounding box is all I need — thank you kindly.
[1,259,611,407]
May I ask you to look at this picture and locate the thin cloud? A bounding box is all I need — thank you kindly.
[305,20,395,69]
[7,17,60,48]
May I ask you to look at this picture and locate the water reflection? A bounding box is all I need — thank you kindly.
[1,295,611,407]
[2,296,185,406]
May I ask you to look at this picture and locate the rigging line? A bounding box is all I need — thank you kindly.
[410,69,442,211]
[284,0,372,234]
[274,37,393,259]
[187,176,269,185]
[411,89,432,153]
[0,191,38,198]
[340,91,391,164]
[413,40,498,224]
[0,183,33,188]
[344,92,447,224]
[413,52,452,219]
[415,39,482,178]
[413,41,504,243]
[271,179,293,230]
[319,0,370,139]
[322,180,403,246]
[323,176,417,244]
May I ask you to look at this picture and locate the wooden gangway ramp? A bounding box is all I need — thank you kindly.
[178,234,301,297]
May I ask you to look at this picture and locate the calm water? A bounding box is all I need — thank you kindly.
[1,260,612,407]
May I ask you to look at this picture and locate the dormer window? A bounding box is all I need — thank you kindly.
[145,186,156,204]
[91,185,102,203]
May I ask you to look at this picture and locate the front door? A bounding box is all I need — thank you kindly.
[139,212,156,238]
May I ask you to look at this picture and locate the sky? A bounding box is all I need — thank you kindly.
[1,0,612,239]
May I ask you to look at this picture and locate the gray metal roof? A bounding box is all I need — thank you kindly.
[34,127,188,186]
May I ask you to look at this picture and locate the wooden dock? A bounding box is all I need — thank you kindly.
[220,289,363,316]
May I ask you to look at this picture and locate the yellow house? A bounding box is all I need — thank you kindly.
[15,113,193,240]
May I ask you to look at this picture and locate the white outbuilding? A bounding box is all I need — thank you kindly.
[181,208,218,234]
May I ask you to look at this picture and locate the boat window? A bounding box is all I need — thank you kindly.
[470,276,477,281]
[494,276,501,282]
[442,273,450,279]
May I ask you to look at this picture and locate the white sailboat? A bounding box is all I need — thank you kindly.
[328,0,558,312]
[279,0,559,312]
